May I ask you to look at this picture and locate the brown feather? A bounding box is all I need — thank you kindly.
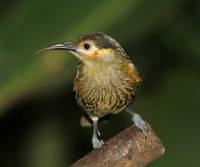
[73,59,141,118]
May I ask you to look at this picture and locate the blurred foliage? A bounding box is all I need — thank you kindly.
[0,0,200,167]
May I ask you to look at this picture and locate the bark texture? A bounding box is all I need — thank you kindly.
[71,123,165,167]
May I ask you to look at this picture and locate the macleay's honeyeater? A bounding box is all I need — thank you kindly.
[38,32,147,149]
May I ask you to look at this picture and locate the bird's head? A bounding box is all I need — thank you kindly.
[38,32,127,65]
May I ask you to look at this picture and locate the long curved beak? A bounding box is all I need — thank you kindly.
[36,42,77,54]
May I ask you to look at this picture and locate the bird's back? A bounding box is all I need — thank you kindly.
[73,60,141,118]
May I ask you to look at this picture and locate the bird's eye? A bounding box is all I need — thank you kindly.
[83,43,91,50]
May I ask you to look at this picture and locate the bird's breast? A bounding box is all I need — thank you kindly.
[73,62,141,117]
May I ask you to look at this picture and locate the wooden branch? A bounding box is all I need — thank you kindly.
[71,122,165,167]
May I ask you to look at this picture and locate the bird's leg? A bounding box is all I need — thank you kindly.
[91,117,104,149]
[126,108,147,135]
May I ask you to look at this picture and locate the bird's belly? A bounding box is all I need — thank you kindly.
[75,82,135,118]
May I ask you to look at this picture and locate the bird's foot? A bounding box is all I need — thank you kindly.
[126,108,147,136]
[92,135,104,149]
[132,113,147,135]
[91,116,104,149]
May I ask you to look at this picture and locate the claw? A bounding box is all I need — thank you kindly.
[92,136,104,149]
[126,108,147,136]
[132,113,147,135]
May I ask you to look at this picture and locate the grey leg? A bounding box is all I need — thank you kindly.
[126,108,147,135]
[91,117,104,149]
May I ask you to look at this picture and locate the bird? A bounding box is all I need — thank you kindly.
[38,32,147,149]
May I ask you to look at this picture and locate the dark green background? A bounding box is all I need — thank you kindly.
[0,0,199,166]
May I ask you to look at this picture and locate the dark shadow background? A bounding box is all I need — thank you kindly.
[0,0,200,166]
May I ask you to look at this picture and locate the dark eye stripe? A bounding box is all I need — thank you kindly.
[84,43,91,50]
